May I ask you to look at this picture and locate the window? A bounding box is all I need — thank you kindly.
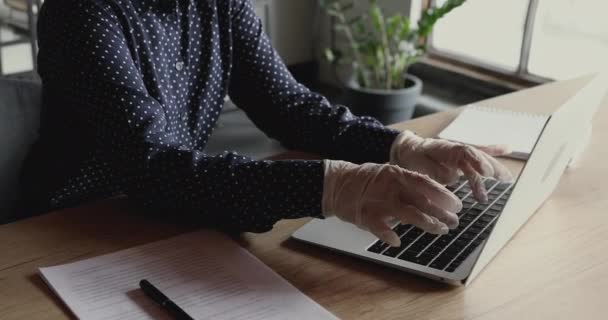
[428,0,608,81]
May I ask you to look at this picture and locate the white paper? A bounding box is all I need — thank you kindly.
[39,231,338,320]
[438,105,549,160]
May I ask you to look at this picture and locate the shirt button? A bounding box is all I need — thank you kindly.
[175,61,184,71]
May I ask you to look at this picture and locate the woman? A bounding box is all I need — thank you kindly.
[19,0,511,247]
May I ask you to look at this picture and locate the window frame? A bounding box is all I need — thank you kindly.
[423,0,552,87]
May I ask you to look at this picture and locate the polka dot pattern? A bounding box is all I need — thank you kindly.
[27,0,399,232]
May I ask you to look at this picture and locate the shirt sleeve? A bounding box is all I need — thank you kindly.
[227,0,400,164]
[37,0,324,232]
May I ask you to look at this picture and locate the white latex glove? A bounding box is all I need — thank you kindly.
[390,131,514,203]
[322,160,463,247]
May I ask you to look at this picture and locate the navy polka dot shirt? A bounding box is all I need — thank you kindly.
[24,0,400,232]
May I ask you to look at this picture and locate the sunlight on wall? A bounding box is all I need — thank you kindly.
[529,0,608,79]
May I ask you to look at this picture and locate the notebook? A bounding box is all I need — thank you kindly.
[438,105,549,160]
[39,230,338,320]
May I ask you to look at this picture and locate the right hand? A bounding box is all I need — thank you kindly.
[322,160,463,247]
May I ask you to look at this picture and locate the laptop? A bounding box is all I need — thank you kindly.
[292,74,608,285]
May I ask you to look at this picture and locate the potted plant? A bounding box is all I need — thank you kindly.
[321,0,466,124]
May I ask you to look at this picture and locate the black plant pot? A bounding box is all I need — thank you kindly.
[342,74,423,125]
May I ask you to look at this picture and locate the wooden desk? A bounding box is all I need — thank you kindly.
[1,77,607,319]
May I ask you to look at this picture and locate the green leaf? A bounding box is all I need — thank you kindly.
[375,47,384,67]
[370,4,384,36]
[324,48,337,63]
[417,0,466,38]
[325,9,342,18]
[346,16,362,25]
[352,19,368,40]
[339,1,355,11]
[398,17,411,40]
[386,14,402,38]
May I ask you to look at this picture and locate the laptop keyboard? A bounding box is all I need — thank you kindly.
[366,176,513,273]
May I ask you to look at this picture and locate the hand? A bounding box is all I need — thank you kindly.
[390,131,514,203]
[322,160,463,247]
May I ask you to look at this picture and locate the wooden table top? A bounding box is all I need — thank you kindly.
[1,76,607,320]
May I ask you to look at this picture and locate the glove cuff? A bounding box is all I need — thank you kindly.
[389,130,418,165]
[321,160,357,218]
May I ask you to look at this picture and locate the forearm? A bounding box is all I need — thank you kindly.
[121,147,325,232]
[327,115,401,163]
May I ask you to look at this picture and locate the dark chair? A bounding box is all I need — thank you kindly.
[0,77,41,223]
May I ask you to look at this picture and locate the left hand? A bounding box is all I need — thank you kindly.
[390,131,514,203]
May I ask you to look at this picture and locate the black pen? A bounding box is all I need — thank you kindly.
[139,279,194,320]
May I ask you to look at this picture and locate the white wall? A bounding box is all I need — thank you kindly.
[0,2,28,24]
[0,2,10,20]
[269,0,317,65]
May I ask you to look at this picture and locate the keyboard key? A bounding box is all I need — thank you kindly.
[449,224,468,235]
[415,234,438,246]
[479,214,494,223]
[436,232,492,272]
[459,214,475,224]
[473,235,484,244]
[398,251,435,265]
[462,200,476,210]
[462,197,476,204]
[447,253,470,270]
[417,253,436,265]
[459,231,476,241]
[474,217,491,226]
[382,228,424,257]
[382,245,405,258]
[444,240,467,254]
[401,236,420,245]
[487,193,501,202]
[433,236,452,247]
[367,240,389,254]
[393,224,411,236]
[485,209,501,217]
[429,255,452,270]
[443,246,464,258]
[406,243,428,254]
[485,222,498,233]
[462,204,476,212]
[484,179,497,189]
[493,182,511,191]
[446,184,459,192]
[468,226,483,234]
[489,189,503,196]
[462,245,478,257]
[424,244,443,256]
[457,183,471,191]
[455,190,469,198]
[489,202,503,209]
[446,250,477,271]
[445,265,457,272]
[454,239,469,248]
[467,208,484,217]
[403,228,423,240]
[478,230,492,240]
